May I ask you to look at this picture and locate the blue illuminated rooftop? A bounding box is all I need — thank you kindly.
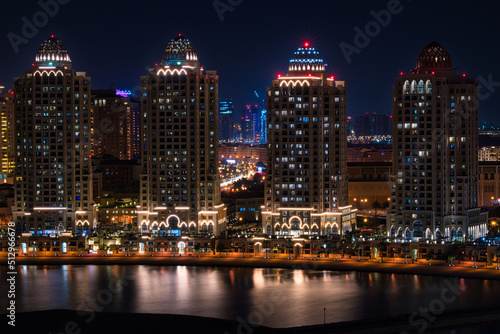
[288,43,326,73]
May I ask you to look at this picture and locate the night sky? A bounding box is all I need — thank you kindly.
[1,0,499,121]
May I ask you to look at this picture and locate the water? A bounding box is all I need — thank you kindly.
[2,265,499,328]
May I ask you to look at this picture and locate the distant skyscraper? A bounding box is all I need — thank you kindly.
[219,98,233,143]
[12,36,95,236]
[259,102,267,144]
[0,87,15,181]
[353,113,391,136]
[243,105,260,144]
[92,86,138,160]
[241,114,256,143]
[262,42,356,237]
[387,41,488,241]
[139,34,226,236]
[347,116,354,136]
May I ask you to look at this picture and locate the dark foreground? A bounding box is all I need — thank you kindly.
[2,308,500,334]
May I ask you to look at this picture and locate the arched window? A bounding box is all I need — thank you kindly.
[451,227,457,241]
[326,225,332,236]
[484,173,489,180]
[404,227,411,240]
[490,173,495,180]
[390,225,396,238]
[435,228,441,240]
[208,223,214,234]
[425,228,432,239]
[417,80,425,94]
[411,80,417,93]
[168,216,180,229]
[331,224,339,235]
[265,224,272,235]
[404,80,411,94]
[312,225,319,235]
[413,220,424,239]
[457,227,463,242]
[282,226,289,236]
[290,217,301,230]
[425,80,432,94]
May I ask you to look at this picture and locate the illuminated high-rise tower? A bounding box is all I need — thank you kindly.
[139,34,226,236]
[0,87,15,182]
[387,41,488,241]
[12,36,95,236]
[262,42,356,237]
[219,98,233,143]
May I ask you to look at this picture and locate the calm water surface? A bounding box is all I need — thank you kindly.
[2,265,499,328]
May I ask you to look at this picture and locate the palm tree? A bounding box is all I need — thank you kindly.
[425,253,433,265]
[471,247,480,268]
[402,244,410,264]
[378,240,388,263]
[216,243,225,257]
[494,247,500,270]
[446,244,459,266]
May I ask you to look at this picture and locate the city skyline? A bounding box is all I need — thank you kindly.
[2,4,500,333]
[1,0,499,122]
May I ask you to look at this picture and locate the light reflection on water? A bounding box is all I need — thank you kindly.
[2,265,499,328]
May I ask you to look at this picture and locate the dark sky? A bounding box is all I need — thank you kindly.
[1,0,499,121]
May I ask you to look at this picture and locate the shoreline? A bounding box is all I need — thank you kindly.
[3,255,500,280]
[3,307,500,334]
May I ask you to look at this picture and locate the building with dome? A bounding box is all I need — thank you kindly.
[138,34,226,236]
[387,41,488,242]
[261,42,356,238]
[12,36,96,236]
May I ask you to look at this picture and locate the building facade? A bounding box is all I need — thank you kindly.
[12,36,95,236]
[219,98,233,143]
[262,42,356,237]
[139,34,226,236]
[387,41,487,241]
[0,87,15,182]
[92,87,139,160]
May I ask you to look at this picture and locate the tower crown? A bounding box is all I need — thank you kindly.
[413,41,452,74]
[288,42,326,74]
[163,34,198,65]
[35,35,71,65]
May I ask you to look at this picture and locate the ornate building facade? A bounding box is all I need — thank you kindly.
[12,36,95,236]
[387,41,488,241]
[262,42,356,237]
[138,35,226,236]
